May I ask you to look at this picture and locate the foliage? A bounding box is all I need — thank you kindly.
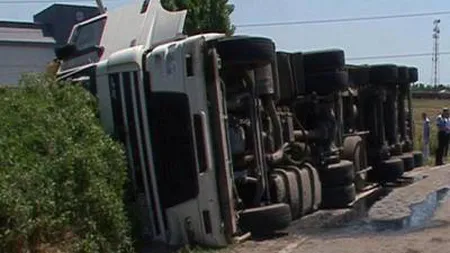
[0,74,132,253]
[411,83,450,91]
[161,0,235,36]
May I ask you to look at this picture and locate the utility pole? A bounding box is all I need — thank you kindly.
[95,0,106,14]
[432,19,440,87]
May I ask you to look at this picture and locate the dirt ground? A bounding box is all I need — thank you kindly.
[223,165,450,253]
[290,201,450,253]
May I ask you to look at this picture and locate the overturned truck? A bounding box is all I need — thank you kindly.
[56,1,306,246]
[55,0,424,249]
[346,64,423,183]
[275,49,360,209]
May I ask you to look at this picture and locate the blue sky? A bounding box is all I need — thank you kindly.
[1,0,449,84]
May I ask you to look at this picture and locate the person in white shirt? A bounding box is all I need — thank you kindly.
[435,108,449,166]
[422,112,430,162]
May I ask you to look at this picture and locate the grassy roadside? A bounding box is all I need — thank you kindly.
[412,99,450,166]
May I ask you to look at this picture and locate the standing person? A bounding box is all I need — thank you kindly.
[435,108,449,166]
[445,111,450,157]
[422,112,430,162]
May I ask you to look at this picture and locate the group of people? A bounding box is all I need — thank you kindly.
[422,108,450,166]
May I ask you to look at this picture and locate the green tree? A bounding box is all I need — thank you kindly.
[161,0,235,36]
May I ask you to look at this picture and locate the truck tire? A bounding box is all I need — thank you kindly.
[397,66,409,83]
[297,166,313,216]
[348,65,370,86]
[305,70,349,95]
[408,67,418,83]
[395,153,414,172]
[378,158,404,182]
[319,160,354,187]
[289,52,306,94]
[369,64,398,84]
[270,173,287,203]
[281,166,313,217]
[302,162,322,212]
[342,136,362,160]
[239,203,292,235]
[321,184,356,209]
[277,51,297,103]
[412,151,424,167]
[303,49,345,73]
[216,36,275,67]
[273,169,301,219]
[342,136,367,192]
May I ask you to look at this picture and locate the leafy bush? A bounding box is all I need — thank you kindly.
[0,74,132,252]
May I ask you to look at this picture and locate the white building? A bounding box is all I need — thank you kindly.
[0,21,56,85]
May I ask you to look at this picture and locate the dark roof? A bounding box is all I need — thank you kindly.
[0,3,99,46]
[34,3,98,18]
[0,21,42,29]
[33,3,100,45]
[0,21,55,45]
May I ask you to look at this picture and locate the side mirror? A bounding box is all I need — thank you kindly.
[55,44,77,60]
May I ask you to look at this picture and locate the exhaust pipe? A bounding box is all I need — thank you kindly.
[95,0,106,14]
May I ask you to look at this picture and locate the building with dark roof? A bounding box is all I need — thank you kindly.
[0,21,56,84]
[0,21,55,45]
[0,4,100,84]
[34,4,100,46]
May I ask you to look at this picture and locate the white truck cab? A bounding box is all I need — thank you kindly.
[56,0,293,248]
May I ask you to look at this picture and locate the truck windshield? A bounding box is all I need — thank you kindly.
[60,17,106,71]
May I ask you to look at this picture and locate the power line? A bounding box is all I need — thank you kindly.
[347,51,450,61]
[237,10,450,28]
